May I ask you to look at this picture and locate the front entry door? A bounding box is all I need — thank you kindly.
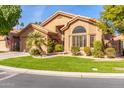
[13,37,20,51]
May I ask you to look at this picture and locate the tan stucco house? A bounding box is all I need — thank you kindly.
[0,36,9,51]
[1,11,123,56]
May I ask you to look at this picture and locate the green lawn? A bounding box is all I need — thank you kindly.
[0,56,124,73]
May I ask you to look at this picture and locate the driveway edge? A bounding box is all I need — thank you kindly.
[1,65,124,78]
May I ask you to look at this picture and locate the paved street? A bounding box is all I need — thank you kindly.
[0,69,124,88]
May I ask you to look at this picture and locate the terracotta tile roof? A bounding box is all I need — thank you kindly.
[41,11,75,26]
[41,11,97,27]
[18,23,56,35]
[32,24,57,34]
[10,11,97,35]
[61,16,96,31]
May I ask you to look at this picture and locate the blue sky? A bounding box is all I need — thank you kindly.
[19,5,103,26]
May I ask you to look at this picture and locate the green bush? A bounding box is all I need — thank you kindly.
[71,47,80,55]
[83,47,91,56]
[93,41,104,58]
[105,48,116,58]
[29,48,40,56]
[93,41,103,51]
[55,44,64,52]
[47,39,56,53]
[92,51,104,58]
[47,47,54,53]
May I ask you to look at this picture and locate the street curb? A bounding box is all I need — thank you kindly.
[1,65,124,78]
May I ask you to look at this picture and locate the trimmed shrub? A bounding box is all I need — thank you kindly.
[47,39,56,53]
[71,47,80,55]
[55,44,64,52]
[83,47,91,56]
[29,47,40,56]
[47,47,54,53]
[105,48,116,58]
[93,41,104,58]
[92,51,104,58]
[93,40,103,51]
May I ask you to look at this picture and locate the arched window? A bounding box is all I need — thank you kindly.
[72,26,86,47]
[72,26,86,34]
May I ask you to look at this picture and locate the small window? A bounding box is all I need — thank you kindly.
[72,26,86,33]
[90,35,95,47]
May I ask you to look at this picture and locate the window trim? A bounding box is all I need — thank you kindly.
[90,34,96,47]
[72,35,86,47]
[72,26,86,34]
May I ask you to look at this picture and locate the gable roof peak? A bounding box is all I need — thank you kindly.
[75,14,95,20]
[55,11,76,16]
[55,11,96,20]
[41,11,97,27]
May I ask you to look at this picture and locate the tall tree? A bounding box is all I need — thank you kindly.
[96,20,114,34]
[0,5,22,35]
[99,5,124,34]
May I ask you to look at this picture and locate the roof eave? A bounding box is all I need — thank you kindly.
[61,16,97,31]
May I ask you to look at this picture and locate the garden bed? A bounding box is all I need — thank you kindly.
[32,54,124,61]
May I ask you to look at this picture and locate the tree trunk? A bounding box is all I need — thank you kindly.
[102,34,106,52]
[38,45,46,56]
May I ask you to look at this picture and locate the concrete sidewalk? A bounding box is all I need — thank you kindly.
[37,54,124,61]
[1,65,124,78]
[0,52,30,60]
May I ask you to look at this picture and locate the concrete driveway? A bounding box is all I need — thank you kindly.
[0,52,29,60]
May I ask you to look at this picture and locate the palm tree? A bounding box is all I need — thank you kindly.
[26,32,46,55]
[20,22,24,28]
[35,21,41,25]
[34,22,38,24]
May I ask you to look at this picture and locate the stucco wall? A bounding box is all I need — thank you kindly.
[64,20,102,53]
[0,40,9,51]
[0,36,9,51]
[43,15,72,33]
[20,28,48,53]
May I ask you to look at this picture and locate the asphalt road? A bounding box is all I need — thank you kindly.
[1,69,124,88]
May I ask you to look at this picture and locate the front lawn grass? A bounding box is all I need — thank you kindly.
[0,56,124,73]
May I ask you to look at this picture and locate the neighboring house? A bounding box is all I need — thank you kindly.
[113,34,124,56]
[0,36,9,51]
[5,11,123,56]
